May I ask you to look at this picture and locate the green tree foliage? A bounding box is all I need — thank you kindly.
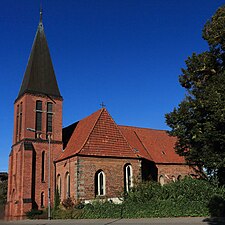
[165,5,225,181]
[51,179,225,219]
[0,180,7,205]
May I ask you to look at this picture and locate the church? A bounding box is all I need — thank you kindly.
[6,12,196,219]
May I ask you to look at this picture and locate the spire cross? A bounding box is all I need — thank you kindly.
[100,102,106,108]
[40,3,43,23]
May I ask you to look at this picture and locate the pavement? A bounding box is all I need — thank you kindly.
[0,217,225,225]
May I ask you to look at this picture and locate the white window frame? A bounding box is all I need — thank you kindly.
[66,172,70,198]
[125,164,133,192]
[159,175,165,186]
[96,171,106,196]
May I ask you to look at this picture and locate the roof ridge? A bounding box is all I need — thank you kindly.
[119,124,168,132]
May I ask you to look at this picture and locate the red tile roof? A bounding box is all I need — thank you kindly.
[119,125,185,164]
[56,108,185,164]
[56,108,138,161]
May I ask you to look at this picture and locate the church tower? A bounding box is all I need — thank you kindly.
[6,10,63,218]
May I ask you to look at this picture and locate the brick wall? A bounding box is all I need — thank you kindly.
[6,93,63,218]
[157,164,196,184]
[56,156,141,202]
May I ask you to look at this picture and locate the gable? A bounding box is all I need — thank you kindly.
[56,108,138,162]
[79,109,137,158]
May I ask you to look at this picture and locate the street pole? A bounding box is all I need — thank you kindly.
[27,128,51,220]
[48,133,51,220]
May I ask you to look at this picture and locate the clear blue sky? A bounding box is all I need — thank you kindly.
[0,0,224,172]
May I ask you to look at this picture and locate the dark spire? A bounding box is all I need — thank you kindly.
[17,9,61,99]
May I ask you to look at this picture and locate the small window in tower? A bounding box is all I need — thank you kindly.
[46,102,53,134]
[16,105,19,141]
[19,102,23,139]
[36,101,42,111]
[36,101,42,134]
[41,192,44,208]
[41,151,45,182]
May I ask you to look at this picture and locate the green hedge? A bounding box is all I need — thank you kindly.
[51,178,225,219]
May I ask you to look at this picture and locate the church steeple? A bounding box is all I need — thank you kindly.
[6,7,63,219]
[17,9,61,99]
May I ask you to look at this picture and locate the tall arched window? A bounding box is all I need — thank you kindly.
[19,102,23,139]
[124,164,133,192]
[57,174,61,197]
[46,102,53,136]
[16,105,19,141]
[65,172,70,198]
[41,151,45,182]
[35,101,42,138]
[95,170,106,196]
[41,192,44,208]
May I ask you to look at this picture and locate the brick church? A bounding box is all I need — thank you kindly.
[6,12,195,218]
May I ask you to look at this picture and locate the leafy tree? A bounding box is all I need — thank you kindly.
[0,180,8,205]
[165,5,225,183]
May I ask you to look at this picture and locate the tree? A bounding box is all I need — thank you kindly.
[165,5,225,183]
[0,180,7,205]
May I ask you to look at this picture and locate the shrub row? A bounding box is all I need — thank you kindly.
[28,178,225,219]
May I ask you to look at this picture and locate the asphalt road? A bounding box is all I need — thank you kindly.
[0,217,225,225]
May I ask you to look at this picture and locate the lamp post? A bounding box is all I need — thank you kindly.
[27,128,51,220]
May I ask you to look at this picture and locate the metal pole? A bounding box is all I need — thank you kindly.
[48,134,51,220]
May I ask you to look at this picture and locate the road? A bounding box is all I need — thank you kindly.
[0,217,225,225]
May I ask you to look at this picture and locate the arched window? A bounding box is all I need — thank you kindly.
[124,164,133,192]
[171,175,176,182]
[159,175,165,186]
[177,175,182,181]
[41,151,45,182]
[16,105,19,141]
[19,102,23,139]
[95,170,105,196]
[46,102,53,136]
[65,172,70,198]
[41,192,44,208]
[35,101,42,138]
[57,174,61,197]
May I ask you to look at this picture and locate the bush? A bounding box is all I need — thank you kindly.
[52,178,225,219]
[62,197,74,209]
[122,178,225,218]
[208,195,225,217]
[25,209,45,219]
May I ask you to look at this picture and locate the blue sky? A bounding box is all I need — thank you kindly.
[0,0,224,172]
